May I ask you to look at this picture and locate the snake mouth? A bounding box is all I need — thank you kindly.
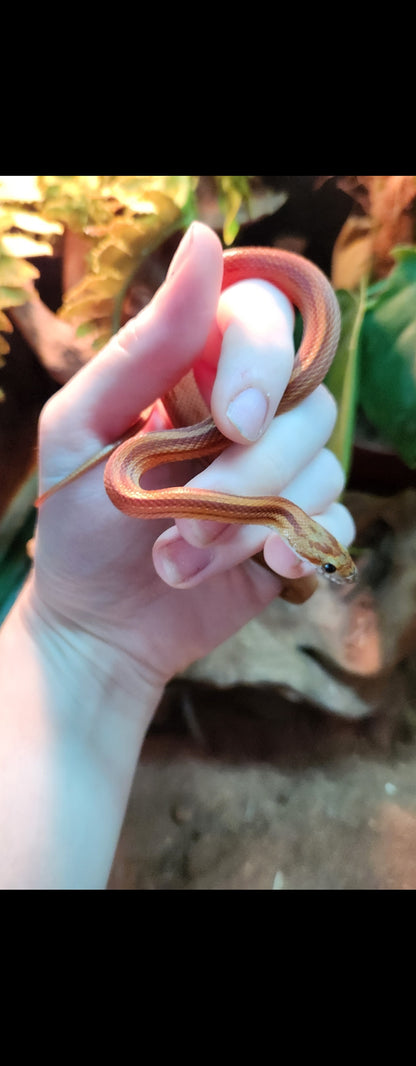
[320,566,358,584]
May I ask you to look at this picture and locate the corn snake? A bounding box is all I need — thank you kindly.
[36,246,357,591]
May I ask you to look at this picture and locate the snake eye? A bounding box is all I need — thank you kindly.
[323,563,337,574]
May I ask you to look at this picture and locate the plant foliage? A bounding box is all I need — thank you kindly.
[359,246,416,467]
[0,175,254,361]
[58,182,186,350]
[0,184,62,359]
[324,256,416,477]
[325,286,364,480]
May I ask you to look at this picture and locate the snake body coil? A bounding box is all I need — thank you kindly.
[38,247,357,585]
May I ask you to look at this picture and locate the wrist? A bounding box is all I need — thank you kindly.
[0,577,162,888]
[22,573,163,713]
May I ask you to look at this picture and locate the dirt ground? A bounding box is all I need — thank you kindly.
[108,675,416,890]
[108,486,416,892]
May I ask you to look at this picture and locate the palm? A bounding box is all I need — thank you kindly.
[34,404,278,682]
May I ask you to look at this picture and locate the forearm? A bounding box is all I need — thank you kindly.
[0,576,161,889]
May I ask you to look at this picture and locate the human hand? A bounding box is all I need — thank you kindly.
[31,222,354,689]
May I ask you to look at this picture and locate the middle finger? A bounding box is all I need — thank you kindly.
[175,384,337,547]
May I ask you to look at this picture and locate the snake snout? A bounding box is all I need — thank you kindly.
[320,566,358,584]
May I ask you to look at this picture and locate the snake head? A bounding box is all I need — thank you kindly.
[320,559,358,583]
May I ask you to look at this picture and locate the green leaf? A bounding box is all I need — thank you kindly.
[0,285,31,308]
[91,328,113,351]
[0,472,38,624]
[215,176,252,246]
[293,287,363,483]
[359,245,416,468]
[75,319,103,338]
[0,510,35,623]
[325,286,364,480]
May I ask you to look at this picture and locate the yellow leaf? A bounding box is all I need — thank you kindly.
[0,176,42,201]
[61,274,122,312]
[113,195,157,215]
[0,208,17,233]
[1,234,53,258]
[0,256,40,287]
[90,245,133,275]
[112,176,195,210]
[108,186,180,224]
[57,181,183,343]
[0,310,13,331]
[11,210,63,236]
[331,216,373,290]
[61,295,115,321]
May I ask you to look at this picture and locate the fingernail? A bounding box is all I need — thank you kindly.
[166,223,196,280]
[156,536,214,586]
[226,387,269,441]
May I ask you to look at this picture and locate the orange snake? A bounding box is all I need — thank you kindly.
[36,247,357,587]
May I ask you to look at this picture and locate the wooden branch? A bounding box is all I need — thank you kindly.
[9,290,93,385]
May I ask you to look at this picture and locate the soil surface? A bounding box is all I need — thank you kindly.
[108,677,416,890]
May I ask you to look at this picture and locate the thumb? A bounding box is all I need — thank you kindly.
[39,222,224,469]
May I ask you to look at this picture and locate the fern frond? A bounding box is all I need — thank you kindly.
[0,184,64,358]
[59,188,183,349]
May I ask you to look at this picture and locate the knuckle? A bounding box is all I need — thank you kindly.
[320,447,345,491]
[38,395,56,437]
[317,383,338,429]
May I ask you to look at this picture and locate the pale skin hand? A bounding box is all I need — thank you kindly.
[31,221,354,686]
[0,221,355,887]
